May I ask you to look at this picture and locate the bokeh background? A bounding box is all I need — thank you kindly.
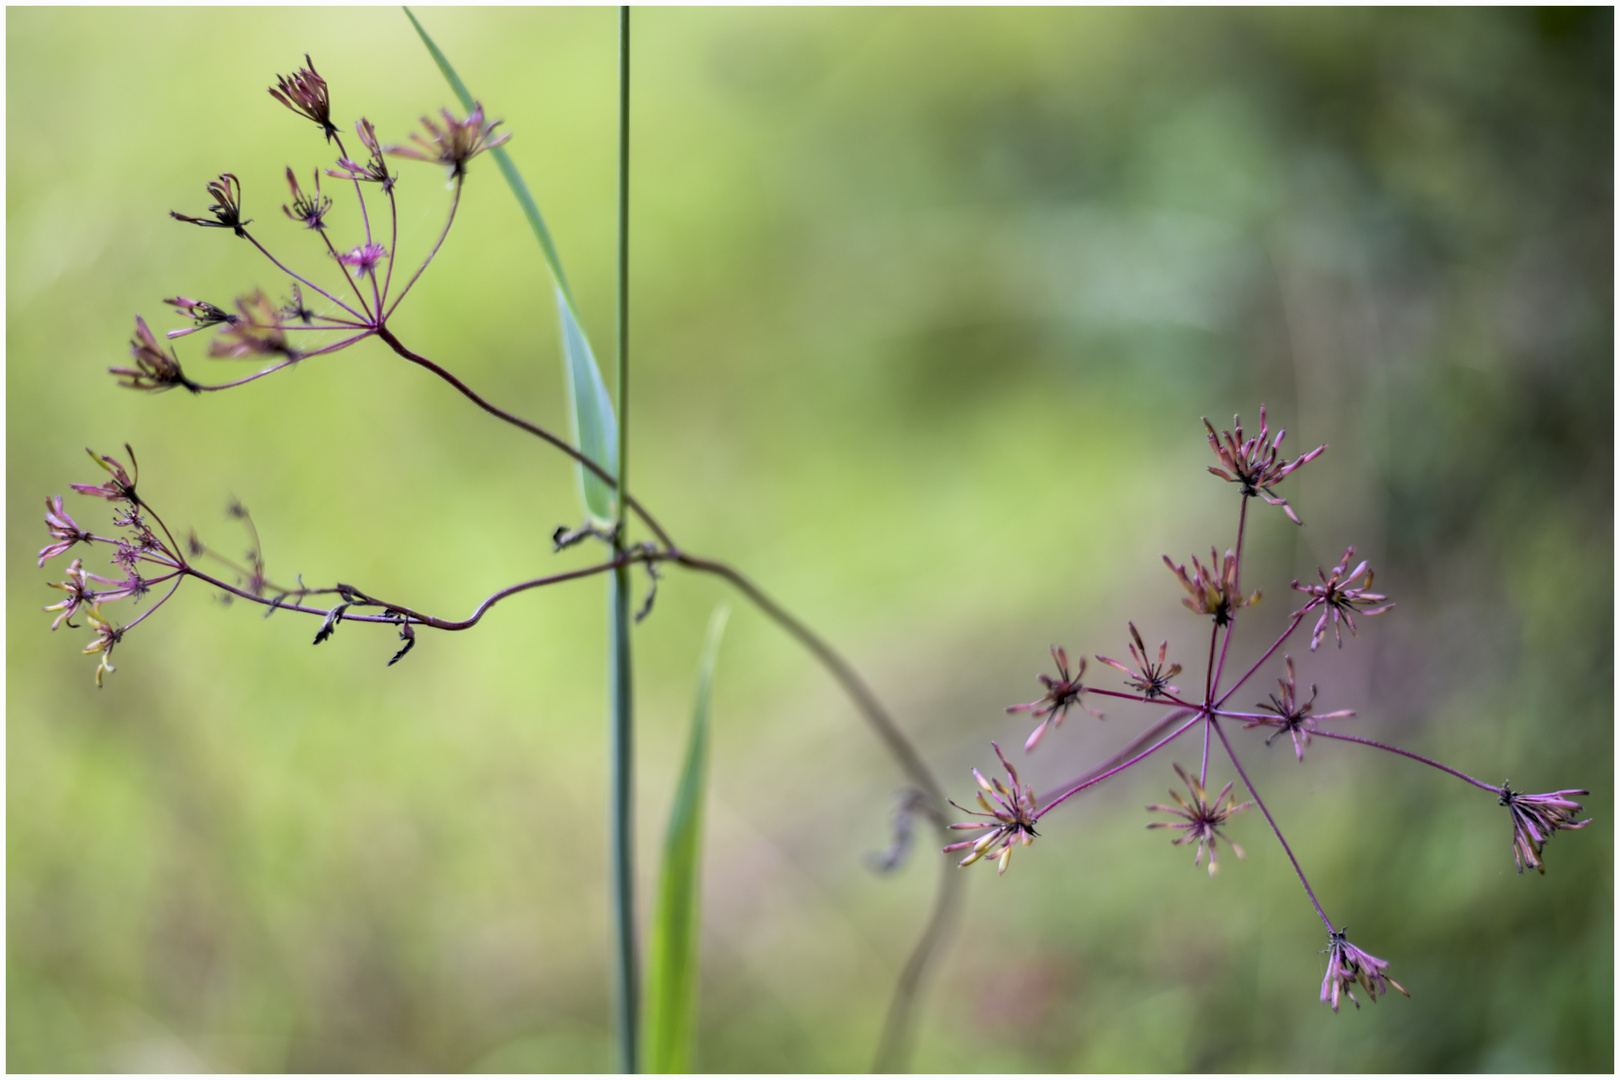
[8,7,1612,1072]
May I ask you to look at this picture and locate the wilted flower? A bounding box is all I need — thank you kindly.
[1291,547,1393,651]
[1096,622,1181,700]
[1243,656,1355,761]
[1500,784,1591,875]
[1204,406,1325,524]
[111,316,199,394]
[328,118,396,193]
[163,296,237,339]
[1320,929,1407,1013]
[170,173,250,237]
[1146,763,1253,876]
[944,742,1040,875]
[269,54,337,141]
[208,291,297,360]
[385,103,511,178]
[81,603,123,688]
[1007,645,1102,752]
[70,446,139,503]
[282,167,331,230]
[39,496,93,567]
[335,241,387,278]
[1164,548,1259,627]
[43,558,133,631]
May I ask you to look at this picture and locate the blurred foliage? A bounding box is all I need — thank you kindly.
[7,7,1611,1072]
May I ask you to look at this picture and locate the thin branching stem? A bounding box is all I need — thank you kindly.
[1211,717,1334,932]
[243,231,367,322]
[384,176,462,320]
[1309,730,1499,792]
[1036,712,1203,820]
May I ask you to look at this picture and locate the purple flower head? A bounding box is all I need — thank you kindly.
[335,241,387,279]
[208,291,298,361]
[39,496,93,567]
[163,296,237,339]
[1203,405,1325,525]
[70,445,139,503]
[1320,929,1407,1013]
[1164,548,1259,627]
[1007,645,1103,753]
[282,167,332,230]
[944,742,1040,874]
[1243,655,1355,761]
[1096,622,1181,700]
[1500,784,1591,875]
[111,316,198,394]
[328,118,397,193]
[269,54,337,141]
[81,603,123,688]
[1291,547,1393,651]
[385,103,512,178]
[1146,763,1253,876]
[170,173,250,238]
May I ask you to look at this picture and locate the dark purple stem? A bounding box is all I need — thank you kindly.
[1213,609,1308,711]
[1086,686,1198,710]
[121,577,185,631]
[1308,730,1499,792]
[318,227,375,322]
[195,359,304,392]
[1035,712,1203,821]
[1211,717,1334,932]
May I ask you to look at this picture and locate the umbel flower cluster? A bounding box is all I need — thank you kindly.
[37,58,693,672]
[947,407,1592,1012]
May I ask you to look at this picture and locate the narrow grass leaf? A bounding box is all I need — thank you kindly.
[646,606,729,1073]
[405,6,619,523]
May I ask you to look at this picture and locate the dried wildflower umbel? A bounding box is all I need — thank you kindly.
[1320,929,1407,1013]
[386,103,512,178]
[1500,784,1591,875]
[171,173,250,237]
[1203,405,1325,525]
[1097,622,1181,700]
[1243,656,1354,762]
[1146,763,1253,876]
[1164,548,1258,626]
[951,405,1592,1015]
[944,743,1039,874]
[1291,547,1393,651]
[1007,645,1102,752]
[110,316,199,394]
[269,54,337,141]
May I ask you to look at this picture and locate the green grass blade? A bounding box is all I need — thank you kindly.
[404,6,618,523]
[646,606,729,1074]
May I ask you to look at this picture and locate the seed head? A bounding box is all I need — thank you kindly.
[39,496,93,567]
[70,446,139,503]
[385,103,512,178]
[328,118,397,193]
[171,173,250,237]
[207,291,298,360]
[944,742,1041,874]
[1320,928,1407,1013]
[1499,783,1591,875]
[335,241,387,279]
[1096,622,1181,700]
[1007,645,1103,752]
[1146,763,1253,876]
[1290,547,1393,651]
[269,54,337,141]
[1203,405,1325,524]
[282,167,332,230]
[81,603,124,688]
[111,316,199,394]
[1164,548,1259,627]
[163,297,237,339]
[1242,656,1355,761]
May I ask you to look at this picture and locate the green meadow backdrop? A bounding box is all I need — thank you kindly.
[8,8,1610,1071]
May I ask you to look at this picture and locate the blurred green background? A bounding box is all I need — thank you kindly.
[8,7,1611,1072]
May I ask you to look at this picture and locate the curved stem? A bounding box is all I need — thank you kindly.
[121,577,184,631]
[1308,730,1499,792]
[381,184,400,314]
[384,176,462,320]
[373,326,677,551]
[1211,717,1334,932]
[1038,707,1196,814]
[195,358,306,392]
[318,227,375,321]
[871,840,961,1073]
